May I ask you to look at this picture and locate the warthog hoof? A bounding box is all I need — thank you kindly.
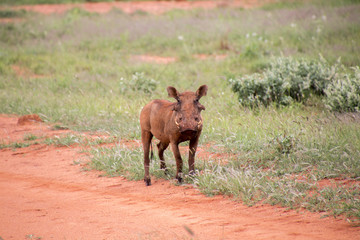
[176,176,182,184]
[144,178,151,186]
[163,168,169,176]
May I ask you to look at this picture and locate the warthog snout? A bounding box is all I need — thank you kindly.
[180,129,198,139]
[175,117,202,133]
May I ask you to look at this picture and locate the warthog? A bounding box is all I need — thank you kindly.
[140,85,208,186]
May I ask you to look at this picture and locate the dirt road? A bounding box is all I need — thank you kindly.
[10,0,272,15]
[0,115,359,239]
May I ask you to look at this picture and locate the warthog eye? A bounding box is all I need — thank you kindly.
[173,101,181,111]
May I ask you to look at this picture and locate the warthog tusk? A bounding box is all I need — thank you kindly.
[175,119,180,129]
[198,119,202,127]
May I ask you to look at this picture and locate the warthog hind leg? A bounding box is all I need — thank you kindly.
[157,141,169,175]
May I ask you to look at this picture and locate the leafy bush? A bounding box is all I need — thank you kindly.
[119,72,158,95]
[273,133,297,154]
[270,57,339,96]
[228,57,339,107]
[228,72,293,107]
[324,67,360,112]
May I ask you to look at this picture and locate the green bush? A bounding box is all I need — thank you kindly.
[228,57,339,107]
[324,67,360,112]
[119,72,158,95]
[269,57,338,96]
[228,72,293,107]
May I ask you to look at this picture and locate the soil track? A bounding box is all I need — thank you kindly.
[10,0,272,15]
[0,115,359,239]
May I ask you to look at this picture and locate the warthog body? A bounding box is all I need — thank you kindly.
[140,85,208,186]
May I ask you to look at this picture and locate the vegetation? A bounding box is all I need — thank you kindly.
[324,67,360,112]
[228,56,360,111]
[0,0,359,222]
[228,56,339,107]
[0,133,115,149]
[0,141,31,149]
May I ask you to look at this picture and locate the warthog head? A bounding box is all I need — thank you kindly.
[167,85,208,135]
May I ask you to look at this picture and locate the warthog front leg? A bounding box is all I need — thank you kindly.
[188,136,199,175]
[170,142,183,183]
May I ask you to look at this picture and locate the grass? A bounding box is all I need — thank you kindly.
[43,133,117,147]
[0,0,359,221]
[0,133,116,149]
[43,134,84,147]
[88,143,359,220]
[24,133,39,141]
[0,133,39,149]
[25,234,42,240]
[0,141,31,150]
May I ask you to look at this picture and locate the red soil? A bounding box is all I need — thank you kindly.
[130,54,228,64]
[11,65,48,79]
[130,55,177,64]
[10,0,272,15]
[0,114,359,239]
[17,114,44,126]
[193,54,227,61]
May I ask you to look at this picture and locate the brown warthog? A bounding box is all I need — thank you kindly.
[140,85,208,186]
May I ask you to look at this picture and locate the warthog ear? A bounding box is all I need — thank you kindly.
[196,85,208,100]
[199,104,206,111]
[167,86,180,100]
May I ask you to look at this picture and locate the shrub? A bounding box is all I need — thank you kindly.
[324,67,360,112]
[228,57,340,107]
[273,133,297,154]
[228,73,293,107]
[268,57,339,97]
[119,72,158,95]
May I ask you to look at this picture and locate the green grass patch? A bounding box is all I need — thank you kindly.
[0,141,31,150]
[43,134,84,147]
[0,134,116,150]
[43,134,116,147]
[23,133,39,141]
[87,141,359,221]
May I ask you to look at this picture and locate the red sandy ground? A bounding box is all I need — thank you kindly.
[10,0,273,15]
[129,54,227,64]
[0,115,359,239]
